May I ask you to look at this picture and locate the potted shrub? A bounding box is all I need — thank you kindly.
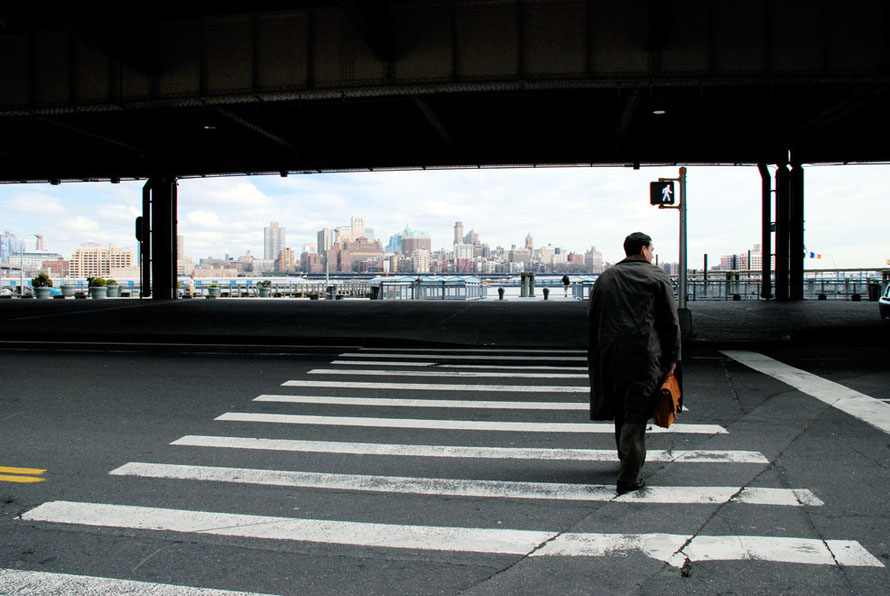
[89,277,107,299]
[106,279,120,297]
[60,281,77,297]
[32,273,53,299]
[257,280,271,297]
[207,282,221,299]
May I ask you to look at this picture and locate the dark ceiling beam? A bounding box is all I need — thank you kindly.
[801,84,890,134]
[8,0,158,74]
[613,90,640,155]
[647,0,673,74]
[215,108,296,150]
[414,97,453,148]
[36,116,143,154]
[337,0,393,62]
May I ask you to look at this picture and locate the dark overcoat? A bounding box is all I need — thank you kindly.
[587,255,682,423]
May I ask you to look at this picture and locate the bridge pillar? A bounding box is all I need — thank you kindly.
[789,163,805,300]
[774,164,791,301]
[757,163,772,299]
[150,174,178,300]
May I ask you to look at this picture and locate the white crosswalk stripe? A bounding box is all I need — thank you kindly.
[282,379,587,391]
[331,360,588,370]
[308,368,588,378]
[22,502,882,567]
[17,348,884,578]
[254,393,589,410]
[356,348,587,354]
[0,568,276,595]
[340,352,587,361]
[110,462,822,505]
[171,435,770,463]
[215,412,727,434]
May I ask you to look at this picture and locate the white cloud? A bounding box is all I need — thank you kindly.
[102,204,141,223]
[69,216,101,234]
[4,193,67,216]
[185,210,225,228]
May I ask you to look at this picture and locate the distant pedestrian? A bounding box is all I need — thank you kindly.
[562,274,570,297]
[587,232,681,495]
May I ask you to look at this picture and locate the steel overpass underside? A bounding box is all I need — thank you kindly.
[1,0,888,182]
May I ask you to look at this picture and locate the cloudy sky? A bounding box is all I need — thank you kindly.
[1,163,887,269]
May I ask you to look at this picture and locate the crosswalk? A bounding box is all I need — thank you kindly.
[14,347,885,593]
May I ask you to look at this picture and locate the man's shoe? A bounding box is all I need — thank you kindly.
[616,479,646,495]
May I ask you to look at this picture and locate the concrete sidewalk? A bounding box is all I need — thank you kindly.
[0,297,885,349]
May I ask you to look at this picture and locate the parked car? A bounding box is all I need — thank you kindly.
[880,283,890,320]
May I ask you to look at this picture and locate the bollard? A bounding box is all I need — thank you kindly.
[542,287,549,300]
[498,287,505,300]
[529,272,536,297]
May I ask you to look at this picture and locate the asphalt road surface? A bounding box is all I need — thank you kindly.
[1,343,888,595]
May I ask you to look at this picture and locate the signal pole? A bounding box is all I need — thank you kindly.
[651,167,692,336]
[679,166,687,310]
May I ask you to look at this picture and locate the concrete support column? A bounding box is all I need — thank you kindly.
[774,164,790,301]
[140,181,152,297]
[150,174,178,300]
[789,163,805,300]
[757,163,772,300]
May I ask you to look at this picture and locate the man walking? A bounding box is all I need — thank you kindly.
[587,232,681,494]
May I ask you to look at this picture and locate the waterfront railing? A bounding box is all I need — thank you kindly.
[3,270,886,301]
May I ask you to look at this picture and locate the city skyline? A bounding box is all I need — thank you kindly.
[1,164,887,270]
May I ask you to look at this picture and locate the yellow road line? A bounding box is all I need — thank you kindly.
[0,475,45,483]
[0,466,46,476]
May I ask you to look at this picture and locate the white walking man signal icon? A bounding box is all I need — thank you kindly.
[661,185,673,203]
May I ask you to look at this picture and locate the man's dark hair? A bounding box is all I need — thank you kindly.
[623,232,652,256]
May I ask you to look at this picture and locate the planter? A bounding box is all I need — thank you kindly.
[89,286,107,299]
[106,285,121,297]
[61,284,76,297]
[207,287,221,299]
[258,287,271,297]
[34,287,52,299]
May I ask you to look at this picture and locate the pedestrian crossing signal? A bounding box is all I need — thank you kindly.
[650,181,675,205]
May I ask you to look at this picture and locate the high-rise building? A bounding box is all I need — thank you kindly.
[317,228,334,255]
[585,246,604,273]
[453,221,464,245]
[338,237,383,273]
[264,222,285,261]
[301,251,323,274]
[525,233,534,251]
[351,217,366,238]
[464,229,479,245]
[386,233,402,254]
[411,249,431,273]
[0,230,16,263]
[402,233,432,255]
[278,247,296,272]
[70,246,135,278]
[35,235,45,251]
[334,217,370,244]
[177,235,185,258]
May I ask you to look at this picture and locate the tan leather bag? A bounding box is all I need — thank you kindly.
[653,373,682,428]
